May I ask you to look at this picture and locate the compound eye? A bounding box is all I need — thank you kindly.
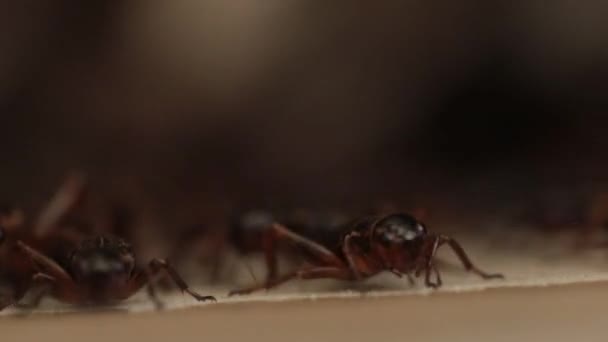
[375,227,399,244]
[402,228,419,241]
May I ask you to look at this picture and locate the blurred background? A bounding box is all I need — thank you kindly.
[1,1,607,233]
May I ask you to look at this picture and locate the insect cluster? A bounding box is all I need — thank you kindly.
[0,174,504,312]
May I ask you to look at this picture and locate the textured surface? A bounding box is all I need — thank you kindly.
[2,229,608,313]
[1,230,607,341]
[1,282,608,341]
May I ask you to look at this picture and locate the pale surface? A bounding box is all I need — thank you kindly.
[1,230,607,341]
[1,282,607,342]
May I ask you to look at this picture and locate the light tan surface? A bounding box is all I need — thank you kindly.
[1,282,607,342]
[4,230,608,314]
[2,230,607,341]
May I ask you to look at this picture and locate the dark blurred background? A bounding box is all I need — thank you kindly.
[1,1,607,229]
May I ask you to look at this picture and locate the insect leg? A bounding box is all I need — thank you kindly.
[438,235,504,280]
[229,266,353,296]
[148,258,216,302]
[272,223,345,268]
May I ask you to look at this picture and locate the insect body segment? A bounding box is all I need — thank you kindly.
[230,213,504,295]
[0,175,214,311]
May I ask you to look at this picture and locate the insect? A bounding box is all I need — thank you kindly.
[0,225,37,311]
[229,213,504,295]
[11,234,215,307]
[0,174,215,310]
[172,208,353,284]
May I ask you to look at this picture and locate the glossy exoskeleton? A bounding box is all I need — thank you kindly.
[11,234,215,307]
[0,174,214,310]
[0,225,36,311]
[229,213,504,295]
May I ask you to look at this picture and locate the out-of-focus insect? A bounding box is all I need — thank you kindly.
[12,234,215,307]
[0,173,214,310]
[172,208,354,284]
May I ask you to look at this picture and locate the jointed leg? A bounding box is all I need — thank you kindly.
[406,273,416,286]
[229,270,300,296]
[424,264,442,288]
[342,233,363,280]
[148,258,216,302]
[123,259,215,304]
[15,273,55,309]
[415,236,443,288]
[229,266,353,296]
[16,241,83,303]
[272,223,346,268]
[145,274,164,310]
[34,172,87,237]
[231,223,351,296]
[262,228,279,281]
[438,235,504,279]
[389,269,415,286]
[16,241,74,286]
